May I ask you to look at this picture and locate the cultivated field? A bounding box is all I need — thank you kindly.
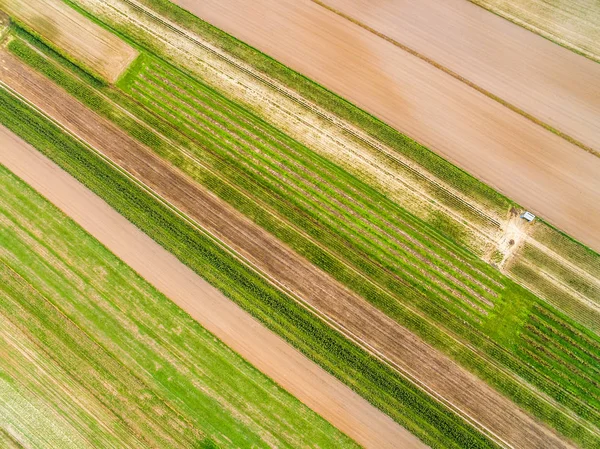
[317,0,600,155]
[3,25,600,448]
[0,156,358,448]
[0,53,495,449]
[75,0,600,340]
[469,0,600,62]
[0,0,137,82]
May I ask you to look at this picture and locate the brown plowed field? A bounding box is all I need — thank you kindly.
[173,0,600,254]
[0,51,573,449]
[0,126,423,449]
[0,0,137,82]
[319,0,600,153]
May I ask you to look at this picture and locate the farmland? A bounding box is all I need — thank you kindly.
[0,0,137,82]
[1,1,599,449]
[469,0,600,63]
[0,67,495,449]
[0,161,358,448]
[2,16,600,449]
[152,0,600,252]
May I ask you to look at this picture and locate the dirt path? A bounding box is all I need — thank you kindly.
[0,125,424,449]
[316,0,600,154]
[0,50,577,448]
[172,0,600,254]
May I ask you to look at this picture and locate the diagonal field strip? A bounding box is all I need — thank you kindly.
[0,124,422,449]
[0,49,577,448]
[310,0,600,158]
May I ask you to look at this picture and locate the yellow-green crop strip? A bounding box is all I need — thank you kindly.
[0,164,357,449]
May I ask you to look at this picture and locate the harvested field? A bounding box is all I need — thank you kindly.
[317,0,600,155]
[166,0,600,253]
[0,47,581,449]
[469,0,600,63]
[0,135,361,448]
[0,0,137,82]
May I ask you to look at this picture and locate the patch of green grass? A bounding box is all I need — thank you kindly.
[0,74,499,449]
[10,28,600,447]
[0,166,358,448]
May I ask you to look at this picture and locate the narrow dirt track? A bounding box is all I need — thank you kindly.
[172,0,600,254]
[317,0,600,155]
[0,125,424,449]
[0,51,575,449]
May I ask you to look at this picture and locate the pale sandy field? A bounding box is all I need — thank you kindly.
[173,0,600,254]
[320,0,600,153]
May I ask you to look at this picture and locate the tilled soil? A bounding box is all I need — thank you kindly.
[0,51,575,449]
[318,0,600,154]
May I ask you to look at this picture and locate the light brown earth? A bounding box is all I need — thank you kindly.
[172,0,600,254]
[469,0,600,63]
[0,0,137,82]
[0,125,423,449]
[317,0,600,154]
[0,50,575,449]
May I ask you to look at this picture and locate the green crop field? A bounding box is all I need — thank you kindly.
[4,22,600,448]
[0,163,362,448]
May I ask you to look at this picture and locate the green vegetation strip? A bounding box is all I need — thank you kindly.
[0,70,499,449]
[9,28,600,447]
[0,166,358,448]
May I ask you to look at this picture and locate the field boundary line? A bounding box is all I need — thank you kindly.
[309,0,600,159]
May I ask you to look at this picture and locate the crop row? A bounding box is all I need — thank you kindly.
[517,305,600,415]
[8,30,600,447]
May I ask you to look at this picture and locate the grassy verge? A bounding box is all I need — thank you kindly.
[0,72,499,449]
[0,164,358,448]
[8,28,600,447]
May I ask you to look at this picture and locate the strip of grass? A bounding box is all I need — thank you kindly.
[10,29,600,447]
[0,165,359,448]
[0,74,499,449]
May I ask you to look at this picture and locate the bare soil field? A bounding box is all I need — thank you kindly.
[0,50,573,449]
[172,0,600,254]
[0,0,137,82]
[0,124,422,449]
[469,0,600,63]
[318,0,600,154]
